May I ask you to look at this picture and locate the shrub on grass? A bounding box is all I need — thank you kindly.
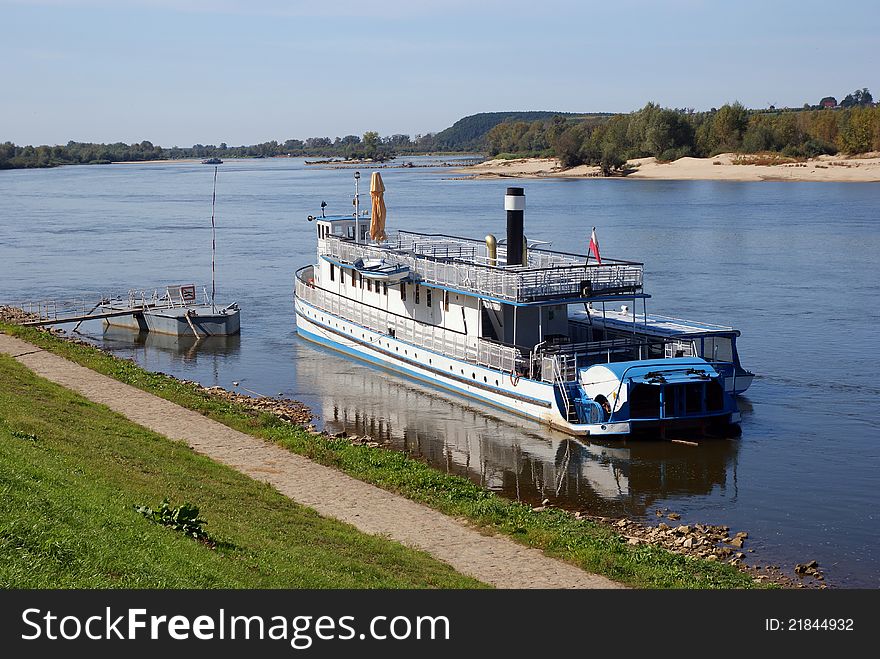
[135,499,210,543]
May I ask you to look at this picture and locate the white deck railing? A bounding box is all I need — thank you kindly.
[295,274,526,375]
[296,270,689,385]
[319,232,642,303]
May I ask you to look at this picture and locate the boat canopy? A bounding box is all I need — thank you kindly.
[580,357,719,382]
[580,309,741,337]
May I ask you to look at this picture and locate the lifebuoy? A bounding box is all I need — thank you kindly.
[509,371,520,387]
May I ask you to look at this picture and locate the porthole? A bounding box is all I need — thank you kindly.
[483,376,487,382]
[472,373,476,379]
[495,380,499,386]
[428,359,432,365]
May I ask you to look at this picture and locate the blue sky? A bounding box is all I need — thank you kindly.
[2,0,877,146]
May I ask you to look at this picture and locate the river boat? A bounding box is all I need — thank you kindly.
[102,284,240,337]
[201,157,223,164]
[294,183,741,437]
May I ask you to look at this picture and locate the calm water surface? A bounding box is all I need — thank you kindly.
[1,158,878,586]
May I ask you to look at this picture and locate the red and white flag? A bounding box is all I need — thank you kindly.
[588,227,602,264]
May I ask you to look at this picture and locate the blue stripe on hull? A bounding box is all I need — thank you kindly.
[295,318,558,428]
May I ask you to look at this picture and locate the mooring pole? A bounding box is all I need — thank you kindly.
[354,170,361,244]
[211,166,217,312]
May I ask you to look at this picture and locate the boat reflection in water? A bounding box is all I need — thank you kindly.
[294,349,741,519]
[100,326,241,380]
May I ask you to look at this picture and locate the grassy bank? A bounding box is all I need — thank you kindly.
[0,354,485,588]
[0,323,763,588]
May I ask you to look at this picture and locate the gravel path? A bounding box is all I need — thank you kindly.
[0,334,622,589]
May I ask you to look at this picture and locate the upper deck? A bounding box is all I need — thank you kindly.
[317,223,644,305]
[579,307,740,337]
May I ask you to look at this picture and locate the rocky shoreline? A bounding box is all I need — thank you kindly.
[0,305,826,588]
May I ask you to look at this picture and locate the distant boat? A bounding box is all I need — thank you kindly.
[201,157,223,164]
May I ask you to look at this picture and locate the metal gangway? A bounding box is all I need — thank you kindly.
[11,285,208,328]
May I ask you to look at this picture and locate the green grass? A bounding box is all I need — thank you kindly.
[0,354,486,588]
[1,324,764,588]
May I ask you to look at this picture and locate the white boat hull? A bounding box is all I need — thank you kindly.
[727,373,754,396]
[295,297,630,436]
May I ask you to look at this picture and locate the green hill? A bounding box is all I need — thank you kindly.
[431,111,603,151]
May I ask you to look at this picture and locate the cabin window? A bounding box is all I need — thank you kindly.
[444,291,450,312]
[351,269,356,286]
[415,285,420,305]
[367,279,372,292]
[400,283,407,302]
[383,283,388,296]
[706,381,724,411]
[426,289,432,308]
[629,386,660,419]
[330,264,335,281]
[359,273,363,289]
[548,308,555,321]
[702,337,733,362]
[685,384,703,415]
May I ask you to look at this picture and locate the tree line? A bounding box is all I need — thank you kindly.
[3,89,877,171]
[486,89,879,175]
[0,131,442,170]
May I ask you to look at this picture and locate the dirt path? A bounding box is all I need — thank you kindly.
[0,334,622,589]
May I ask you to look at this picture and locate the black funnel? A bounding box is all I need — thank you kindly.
[505,187,524,266]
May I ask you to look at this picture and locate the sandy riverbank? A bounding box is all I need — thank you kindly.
[456,153,880,182]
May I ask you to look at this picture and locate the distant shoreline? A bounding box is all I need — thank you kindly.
[112,158,200,164]
[454,153,880,183]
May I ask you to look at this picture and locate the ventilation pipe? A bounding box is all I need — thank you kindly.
[485,234,497,266]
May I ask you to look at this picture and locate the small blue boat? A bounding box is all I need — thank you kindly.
[353,257,410,282]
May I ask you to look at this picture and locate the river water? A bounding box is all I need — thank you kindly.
[1,157,878,586]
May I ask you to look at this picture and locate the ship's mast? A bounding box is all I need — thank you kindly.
[354,170,361,243]
[211,166,217,312]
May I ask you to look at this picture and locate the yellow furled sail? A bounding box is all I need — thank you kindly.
[369,171,387,241]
